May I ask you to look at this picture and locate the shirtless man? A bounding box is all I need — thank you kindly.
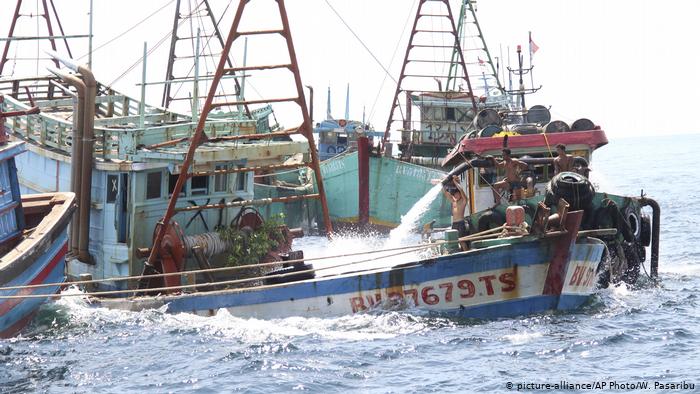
[492,148,529,204]
[443,175,469,244]
[553,143,574,174]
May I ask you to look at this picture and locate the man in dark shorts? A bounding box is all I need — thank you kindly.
[443,175,469,250]
[492,148,529,204]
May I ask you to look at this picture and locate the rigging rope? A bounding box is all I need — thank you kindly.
[76,0,176,64]
[367,0,416,122]
[0,225,522,296]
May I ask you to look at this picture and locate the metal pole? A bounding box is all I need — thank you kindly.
[306,85,314,127]
[193,29,200,122]
[277,0,333,235]
[239,37,248,117]
[0,1,23,74]
[77,64,96,263]
[88,0,93,68]
[358,136,370,227]
[140,42,147,128]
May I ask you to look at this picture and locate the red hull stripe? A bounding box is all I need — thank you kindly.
[0,242,67,317]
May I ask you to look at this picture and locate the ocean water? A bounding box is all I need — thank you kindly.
[2,134,699,393]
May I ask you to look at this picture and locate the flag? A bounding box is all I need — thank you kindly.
[529,33,539,56]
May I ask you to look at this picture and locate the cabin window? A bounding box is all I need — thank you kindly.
[445,107,456,121]
[168,173,186,196]
[191,175,209,195]
[214,165,228,193]
[146,172,162,199]
[337,135,348,145]
[236,169,247,191]
[106,175,119,203]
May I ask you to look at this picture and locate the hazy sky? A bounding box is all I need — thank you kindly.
[3,0,698,139]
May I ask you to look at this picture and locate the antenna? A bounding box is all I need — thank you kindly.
[344,83,350,120]
[326,85,332,119]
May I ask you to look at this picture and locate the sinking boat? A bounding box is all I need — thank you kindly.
[77,0,646,319]
[0,0,659,323]
[96,209,607,318]
[0,101,76,337]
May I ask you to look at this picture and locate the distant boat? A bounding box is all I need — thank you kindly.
[0,101,76,337]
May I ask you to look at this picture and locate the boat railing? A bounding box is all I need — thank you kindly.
[0,77,278,161]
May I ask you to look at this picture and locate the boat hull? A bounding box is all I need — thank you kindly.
[0,193,75,338]
[319,151,453,230]
[96,238,604,320]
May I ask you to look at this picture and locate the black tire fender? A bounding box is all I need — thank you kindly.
[477,210,505,232]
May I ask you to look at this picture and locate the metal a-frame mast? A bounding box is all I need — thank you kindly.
[446,0,502,93]
[382,0,477,147]
[0,0,80,75]
[145,0,333,273]
[161,0,250,118]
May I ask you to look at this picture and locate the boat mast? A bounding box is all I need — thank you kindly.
[0,0,84,75]
[382,0,476,147]
[145,0,333,276]
[161,0,250,118]
[446,0,502,94]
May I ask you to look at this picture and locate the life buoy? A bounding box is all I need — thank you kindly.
[625,208,641,240]
[326,146,337,154]
[338,119,347,127]
[336,145,346,153]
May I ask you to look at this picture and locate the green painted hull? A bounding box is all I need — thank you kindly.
[254,182,318,231]
[319,152,452,230]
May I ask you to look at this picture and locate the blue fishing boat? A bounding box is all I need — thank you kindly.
[0,99,76,338]
[85,0,649,320]
[96,209,607,318]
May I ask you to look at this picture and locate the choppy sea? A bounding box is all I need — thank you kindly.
[2,134,699,393]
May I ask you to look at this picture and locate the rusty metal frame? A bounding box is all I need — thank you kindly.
[1,0,73,75]
[382,0,477,146]
[146,0,333,273]
[161,0,251,117]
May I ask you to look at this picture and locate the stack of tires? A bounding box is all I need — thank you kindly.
[544,171,595,211]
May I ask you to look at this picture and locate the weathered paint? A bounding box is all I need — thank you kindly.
[319,151,452,229]
[0,233,68,338]
[98,240,604,320]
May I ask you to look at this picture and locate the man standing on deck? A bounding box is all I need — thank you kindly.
[554,143,574,174]
[443,175,469,249]
[492,148,529,204]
